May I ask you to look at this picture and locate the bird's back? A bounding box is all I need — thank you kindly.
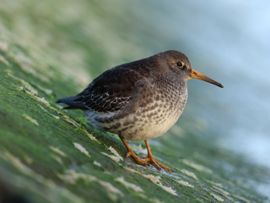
[57,55,157,111]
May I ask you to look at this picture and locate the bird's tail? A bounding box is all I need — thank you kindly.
[56,96,86,110]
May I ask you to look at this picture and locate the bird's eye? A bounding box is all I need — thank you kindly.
[176,61,184,68]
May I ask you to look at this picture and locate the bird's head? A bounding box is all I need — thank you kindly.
[157,50,223,88]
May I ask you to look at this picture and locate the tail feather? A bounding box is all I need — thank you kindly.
[56,96,86,110]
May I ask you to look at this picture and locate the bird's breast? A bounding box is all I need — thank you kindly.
[130,83,188,140]
[85,80,188,140]
[123,84,187,140]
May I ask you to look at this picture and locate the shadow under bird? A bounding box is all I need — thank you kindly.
[57,50,223,172]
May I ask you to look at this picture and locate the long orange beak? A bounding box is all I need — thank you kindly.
[190,69,224,88]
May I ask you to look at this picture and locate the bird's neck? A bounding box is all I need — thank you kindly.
[156,73,187,91]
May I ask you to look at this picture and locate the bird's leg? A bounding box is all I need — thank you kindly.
[119,136,148,166]
[144,140,172,173]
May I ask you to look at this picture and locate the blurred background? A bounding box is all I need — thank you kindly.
[1,0,270,200]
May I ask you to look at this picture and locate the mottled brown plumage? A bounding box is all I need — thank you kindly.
[57,50,223,172]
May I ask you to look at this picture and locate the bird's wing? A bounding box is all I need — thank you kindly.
[73,66,149,112]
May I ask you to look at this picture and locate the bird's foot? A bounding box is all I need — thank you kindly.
[126,151,149,166]
[146,156,172,173]
[126,151,172,173]
[121,137,172,173]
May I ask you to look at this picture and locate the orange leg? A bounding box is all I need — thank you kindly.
[144,140,172,173]
[119,136,148,166]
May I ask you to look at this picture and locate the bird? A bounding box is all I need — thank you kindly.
[57,50,223,173]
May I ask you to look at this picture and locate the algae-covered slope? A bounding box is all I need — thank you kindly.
[0,1,269,203]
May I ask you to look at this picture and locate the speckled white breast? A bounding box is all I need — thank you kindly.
[123,87,188,140]
[85,80,188,141]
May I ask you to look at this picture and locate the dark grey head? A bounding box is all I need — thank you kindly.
[154,50,223,88]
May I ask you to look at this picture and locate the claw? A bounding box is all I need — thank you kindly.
[126,151,132,158]
[150,159,172,173]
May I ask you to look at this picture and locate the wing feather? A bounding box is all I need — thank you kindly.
[74,66,145,112]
